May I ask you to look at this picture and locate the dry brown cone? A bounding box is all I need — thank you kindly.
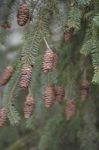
[0,66,14,86]
[81,69,89,101]
[44,85,55,108]
[81,79,89,101]
[65,99,75,121]
[55,86,65,103]
[0,107,8,128]
[43,49,55,73]
[24,95,35,118]
[64,27,74,42]
[20,64,33,89]
[43,50,58,73]
[17,3,29,26]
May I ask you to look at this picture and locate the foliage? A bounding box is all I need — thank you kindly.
[0,0,99,150]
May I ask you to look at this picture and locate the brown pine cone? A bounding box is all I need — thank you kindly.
[24,95,35,118]
[81,68,89,101]
[55,86,65,103]
[64,27,74,42]
[0,66,14,86]
[43,49,58,73]
[0,107,8,128]
[44,85,55,108]
[20,65,33,89]
[81,79,89,101]
[17,3,29,26]
[81,80,89,90]
[65,99,75,121]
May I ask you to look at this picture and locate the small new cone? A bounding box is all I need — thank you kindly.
[81,69,89,101]
[0,66,14,86]
[17,3,29,26]
[0,107,8,128]
[20,64,33,89]
[65,99,75,121]
[24,95,35,118]
[64,27,74,42]
[55,86,65,103]
[44,85,55,108]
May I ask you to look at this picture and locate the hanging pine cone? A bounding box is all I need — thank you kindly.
[20,64,33,88]
[17,3,29,26]
[44,85,55,108]
[0,66,14,86]
[81,79,89,101]
[24,95,35,118]
[55,86,65,103]
[65,99,75,121]
[0,107,8,128]
[64,27,74,42]
[81,69,89,101]
[43,49,57,73]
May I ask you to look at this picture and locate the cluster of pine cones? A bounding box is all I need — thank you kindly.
[44,85,76,121]
[44,85,65,108]
[0,2,90,127]
[23,85,65,118]
[0,63,77,126]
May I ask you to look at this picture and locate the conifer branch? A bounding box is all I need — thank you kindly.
[77,0,92,6]
[21,1,52,66]
[8,103,21,126]
[67,6,82,32]
[2,64,21,125]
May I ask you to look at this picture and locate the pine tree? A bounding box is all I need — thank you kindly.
[0,0,99,150]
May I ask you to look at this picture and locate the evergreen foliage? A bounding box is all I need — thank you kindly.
[0,0,99,150]
[77,0,92,6]
[67,7,82,32]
